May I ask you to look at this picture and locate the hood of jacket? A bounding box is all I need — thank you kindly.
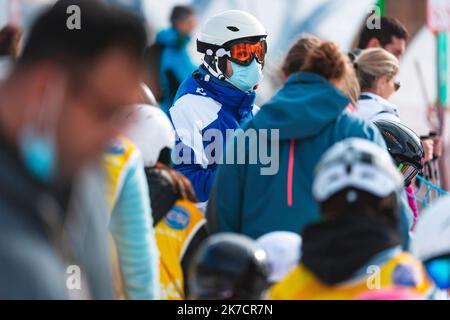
[252,72,350,140]
[356,92,400,121]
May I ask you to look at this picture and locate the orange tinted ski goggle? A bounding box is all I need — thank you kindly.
[228,40,267,66]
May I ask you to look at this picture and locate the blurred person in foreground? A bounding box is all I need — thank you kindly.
[268,139,433,300]
[156,5,197,112]
[0,0,147,299]
[188,233,269,300]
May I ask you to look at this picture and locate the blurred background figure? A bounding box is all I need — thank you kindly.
[188,233,269,300]
[0,0,147,299]
[154,5,197,112]
[268,139,432,300]
[356,16,409,60]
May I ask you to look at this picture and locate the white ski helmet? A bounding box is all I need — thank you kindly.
[197,10,267,79]
[125,104,175,168]
[411,196,450,262]
[313,138,403,203]
[257,231,302,283]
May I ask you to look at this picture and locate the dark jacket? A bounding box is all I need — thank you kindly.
[0,133,113,299]
[206,72,398,238]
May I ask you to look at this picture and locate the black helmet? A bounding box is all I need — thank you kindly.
[188,233,269,300]
[373,120,424,186]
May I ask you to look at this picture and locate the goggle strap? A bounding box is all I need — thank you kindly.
[197,40,222,55]
[216,48,230,58]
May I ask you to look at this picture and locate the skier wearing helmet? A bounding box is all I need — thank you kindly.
[268,138,432,300]
[168,10,267,210]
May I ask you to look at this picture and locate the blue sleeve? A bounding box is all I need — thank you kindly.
[173,162,216,203]
[109,156,160,300]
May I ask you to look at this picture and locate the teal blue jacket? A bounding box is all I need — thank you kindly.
[207,72,412,240]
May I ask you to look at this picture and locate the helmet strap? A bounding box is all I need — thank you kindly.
[202,54,228,81]
[198,40,230,81]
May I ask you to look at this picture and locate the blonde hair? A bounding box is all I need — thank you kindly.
[354,48,399,91]
[341,61,360,107]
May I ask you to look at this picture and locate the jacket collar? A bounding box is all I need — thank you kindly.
[358,92,399,117]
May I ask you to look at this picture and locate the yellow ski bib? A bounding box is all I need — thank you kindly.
[268,252,433,300]
[155,199,206,300]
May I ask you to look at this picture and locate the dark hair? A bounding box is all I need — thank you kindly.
[170,5,195,26]
[357,16,409,49]
[282,36,322,76]
[300,41,347,81]
[320,188,399,229]
[18,0,147,69]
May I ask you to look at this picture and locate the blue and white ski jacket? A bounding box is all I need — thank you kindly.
[169,66,259,206]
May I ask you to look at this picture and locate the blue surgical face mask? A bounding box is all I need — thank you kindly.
[227,59,263,91]
[19,126,57,183]
[18,77,66,183]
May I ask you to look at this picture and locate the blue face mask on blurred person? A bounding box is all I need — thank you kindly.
[17,78,66,184]
[227,59,263,92]
[19,126,57,183]
[425,257,450,290]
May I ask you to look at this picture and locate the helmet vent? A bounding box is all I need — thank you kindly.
[226,26,240,32]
